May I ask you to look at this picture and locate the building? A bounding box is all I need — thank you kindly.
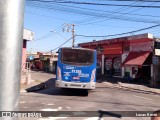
[78,33,159,85]
[21,29,34,88]
[22,29,34,67]
[27,51,58,74]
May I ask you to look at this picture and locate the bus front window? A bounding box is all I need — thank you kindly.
[61,48,94,65]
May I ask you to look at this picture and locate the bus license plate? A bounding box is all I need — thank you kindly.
[73,76,80,80]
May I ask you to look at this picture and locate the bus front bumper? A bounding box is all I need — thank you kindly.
[56,80,96,89]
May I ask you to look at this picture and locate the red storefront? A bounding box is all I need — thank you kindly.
[78,33,154,81]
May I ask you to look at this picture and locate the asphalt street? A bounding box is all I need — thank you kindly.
[19,71,160,120]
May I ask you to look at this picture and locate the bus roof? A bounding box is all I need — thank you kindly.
[60,47,96,52]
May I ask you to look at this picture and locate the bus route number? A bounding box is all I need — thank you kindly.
[72,70,81,74]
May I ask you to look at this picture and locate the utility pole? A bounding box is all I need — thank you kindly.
[0,0,25,117]
[63,24,75,48]
[72,24,75,48]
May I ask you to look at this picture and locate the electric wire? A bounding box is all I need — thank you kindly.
[45,37,73,53]
[74,1,145,25]
[25,0,160,52]
[76,24,160,38]
[33,24,64,41]
[26,0,160,8]
[26,2,160,24]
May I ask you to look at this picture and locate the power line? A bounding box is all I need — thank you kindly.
[76,24,160,38]
[26,1,160,18]
[26,2,160,24]
[26,10,138,28]
[73,1,141,25]
[27,0,160,2]
[94,0,160,2]
[74,1,147,25]
[27,0,160,8]
[48,37,73,52]
[43,36,73,53]
[26,0,160,26]
[33,24,64,41]
[25,10,72,21]
[27,1,160,26]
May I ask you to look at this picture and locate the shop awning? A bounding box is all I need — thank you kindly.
[122,51,151,66]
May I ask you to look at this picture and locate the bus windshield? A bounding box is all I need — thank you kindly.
[61,48,94,66]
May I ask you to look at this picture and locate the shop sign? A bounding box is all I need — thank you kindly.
[155,49,160,56]
[155,40,160,56]
[152,56,159,65]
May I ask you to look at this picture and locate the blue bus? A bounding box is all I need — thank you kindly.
[56,47,97,90]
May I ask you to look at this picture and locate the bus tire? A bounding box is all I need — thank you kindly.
[84,90,89,96]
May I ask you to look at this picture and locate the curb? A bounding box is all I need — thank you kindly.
[118,82,160,95]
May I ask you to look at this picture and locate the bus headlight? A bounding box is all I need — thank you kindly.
[90,69,96,82]
[57,66,62,80]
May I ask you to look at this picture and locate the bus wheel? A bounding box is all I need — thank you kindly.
[84,90,89,96]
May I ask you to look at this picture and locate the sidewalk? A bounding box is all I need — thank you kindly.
[118,82,160,94]
[20,71,55,92]
[97,77,160,95]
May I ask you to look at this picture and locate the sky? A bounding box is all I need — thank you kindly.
[24,0,160,53]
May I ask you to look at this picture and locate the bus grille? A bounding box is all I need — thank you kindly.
[70,84,81,87]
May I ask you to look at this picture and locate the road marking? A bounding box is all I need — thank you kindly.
[28,101,37,103]
[39,117,67,120]
[65,106,71,109]
[19,101,26,103]
[133,95,153,101]
[41,108,58,111]
[23,107,29,109]
[40,107,62,111]
[47,103,55,106]
[58,107,62,110]
[84,117,104,120]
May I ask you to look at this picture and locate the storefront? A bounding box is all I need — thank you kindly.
[78,33,154,80]
[122,51,152,83]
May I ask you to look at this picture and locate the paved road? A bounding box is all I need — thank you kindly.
[19,71,160,120]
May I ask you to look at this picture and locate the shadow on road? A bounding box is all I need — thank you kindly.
[26,78,89,96]
[98,110,121,119]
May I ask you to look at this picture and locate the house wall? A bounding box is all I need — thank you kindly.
[22,40,27,68]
